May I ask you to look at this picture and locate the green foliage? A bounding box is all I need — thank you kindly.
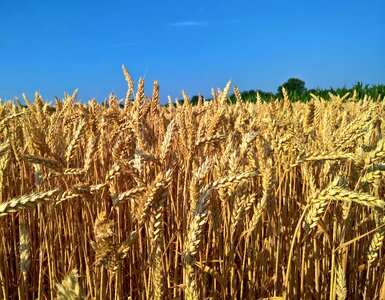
[190,95,200,105]
[278,78,307,94]
[187,80,385,106]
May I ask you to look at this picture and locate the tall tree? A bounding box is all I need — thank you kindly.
[278,78,306,94]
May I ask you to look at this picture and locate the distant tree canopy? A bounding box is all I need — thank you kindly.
[278,78,307,94]
[188,78,385,105]
[190,95,200,105]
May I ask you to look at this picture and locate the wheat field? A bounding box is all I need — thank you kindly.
[1,68,385,299]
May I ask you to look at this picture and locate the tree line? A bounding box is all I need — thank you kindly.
[190,78,385,104]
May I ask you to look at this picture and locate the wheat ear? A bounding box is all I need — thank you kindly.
[0,189,61,217]
[55,269,84,300]
[367,209,385,266]
[184,188,212,300]
[149,171,172,300]
[65,118,86,165]
[19,225,30,281]
[335,259,347,300]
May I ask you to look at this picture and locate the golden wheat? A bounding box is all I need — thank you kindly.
[1,72,385,299]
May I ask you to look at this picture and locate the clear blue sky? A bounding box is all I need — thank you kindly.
[1,0,384,103]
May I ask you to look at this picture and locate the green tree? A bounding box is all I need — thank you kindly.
[190,95,200,105]
[278,78,307,94]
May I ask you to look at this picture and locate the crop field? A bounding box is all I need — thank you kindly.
[1,70,385,299]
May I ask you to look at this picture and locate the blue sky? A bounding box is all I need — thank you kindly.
[0,0,384,103]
